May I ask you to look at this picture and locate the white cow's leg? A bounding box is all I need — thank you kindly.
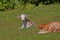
[21,24,25,28]
[18,24,25,29]
[26,22,33,28]
[26,24,30,28]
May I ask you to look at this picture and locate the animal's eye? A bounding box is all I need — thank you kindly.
[40,27,43,29]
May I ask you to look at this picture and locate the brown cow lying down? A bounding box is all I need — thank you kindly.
[37,22,60,34]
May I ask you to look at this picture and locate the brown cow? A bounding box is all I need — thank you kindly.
[37,22,60,34]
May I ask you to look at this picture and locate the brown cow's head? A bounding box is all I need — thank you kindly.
[37,24,47,30]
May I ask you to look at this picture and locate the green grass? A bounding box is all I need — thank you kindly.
[0,4,60,40]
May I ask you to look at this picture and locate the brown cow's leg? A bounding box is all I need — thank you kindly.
[38,29,48,34]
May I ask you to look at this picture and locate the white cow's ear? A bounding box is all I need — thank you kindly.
[16,16,20,19]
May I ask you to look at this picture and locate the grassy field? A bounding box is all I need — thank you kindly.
[0,4,60,40]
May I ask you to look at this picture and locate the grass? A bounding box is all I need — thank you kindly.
[0,4,60,40]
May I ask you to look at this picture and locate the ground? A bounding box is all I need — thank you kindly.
[0,4,60,40]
